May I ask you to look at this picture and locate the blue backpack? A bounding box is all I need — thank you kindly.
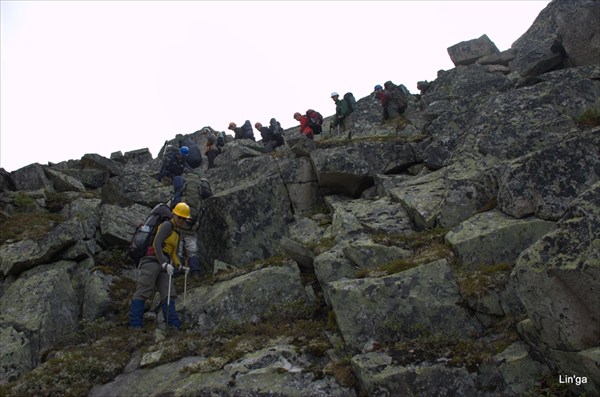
[242,120,254,140]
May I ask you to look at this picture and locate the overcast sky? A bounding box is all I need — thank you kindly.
[1,0,551,172]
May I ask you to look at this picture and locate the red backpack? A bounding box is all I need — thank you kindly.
[306,109,323,134]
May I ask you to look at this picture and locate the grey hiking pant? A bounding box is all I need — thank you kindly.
[133,257,177,302]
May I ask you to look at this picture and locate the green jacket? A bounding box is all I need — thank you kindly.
[333,98,351,127]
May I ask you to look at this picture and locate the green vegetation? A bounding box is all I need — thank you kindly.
[307,236,337,255]
[315,129,427,149]
[357,228,454,277]
[576,106,600,128]
[524,373,586,397]
[0,212,63,244]
[1,322,149,397]
[13,193,37,211]
[455,262,513,298]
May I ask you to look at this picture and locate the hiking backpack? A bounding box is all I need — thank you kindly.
[179,136,202,168]
[216,131,226,147]
[343,92,357,114]
[199,178,213,200]
[269,118,284,136]
[306,109,324,134]
[242,120,254,139]
[269,118,285,146]
[127,203,172,265]
[384,81,409,109]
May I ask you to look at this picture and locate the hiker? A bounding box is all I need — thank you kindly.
[202,128,220,169]
[129,202,191,330]
[229,120,255,141]
[158,146,193,184]
[171,173,209,279]
[293,112,314,140]
[216,130,227,150]
[373,84,389,121]
[330,92,353,138]
[381,80,408,120]
[255,121,284,151]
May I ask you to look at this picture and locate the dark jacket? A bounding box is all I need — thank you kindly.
[158,151,192,181]
[333,98,350,126]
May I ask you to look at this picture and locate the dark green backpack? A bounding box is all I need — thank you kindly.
[343,92,356,113]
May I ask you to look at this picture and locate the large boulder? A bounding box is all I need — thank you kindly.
[99,203,150,247]
[511,0,600,70]
[0,326,32,385]
[185,264,309,334]
[10,163,53,192]
[90,345,355,397]
[277,156,323,215]
[512,182,599,381]
[447,34,500,66]
[445,210,555,269]
[198,157,293,267]
[328,259,482,352]
[310,141,417,198]
[352,352,478,397]
[498,127,600,220]
[389,168,447,230]
[0,217,85,276]
[0,261,81,368]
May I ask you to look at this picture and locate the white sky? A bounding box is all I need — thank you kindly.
[1,0,551,172]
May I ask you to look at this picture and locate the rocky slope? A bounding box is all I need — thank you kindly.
[1,0,598,396]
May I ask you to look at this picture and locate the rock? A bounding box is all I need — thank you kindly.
[0,261,80,366]
[279,236,314,273]
[185,264,308,334]
[447,34,500,66]
[352,352,478,397]
[197,159,293,266]
[99,203,150,246]
[310,141,417,198]
[445,210,555,268]
[0,326,32,385]
[494,342,549,396]
[10,163,53,192]
[342,239,411,269]
[328,259,482,352]
[513,182,600,352]
[44,168,86,192]
[389,168,446,230]
[512,0,600,69]
[0,217,85,276]
[498,127,600,220]
[277,156,323,215]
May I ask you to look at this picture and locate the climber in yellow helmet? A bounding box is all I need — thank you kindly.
[129,202,191,330]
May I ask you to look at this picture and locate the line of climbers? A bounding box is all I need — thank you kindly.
[130,79,412,331]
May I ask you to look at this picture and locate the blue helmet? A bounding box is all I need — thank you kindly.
[374,84,383,91]
[179,146,189,156]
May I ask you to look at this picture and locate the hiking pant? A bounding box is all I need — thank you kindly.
[180,230,201,274]
[172,176,185,206]
[206,148,219,169]
[133,257,177,302]
[335,114,353,133]
[385,102,406,120]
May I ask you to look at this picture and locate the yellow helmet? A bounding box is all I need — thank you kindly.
[172,202,191,219]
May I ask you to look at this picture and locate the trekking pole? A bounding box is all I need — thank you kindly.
[166,271,172,326]
[183,268,188,311]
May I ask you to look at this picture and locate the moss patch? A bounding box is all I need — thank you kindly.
[0,212,64,244]
[357,228,454,277]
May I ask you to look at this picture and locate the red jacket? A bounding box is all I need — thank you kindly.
[299,115,313,136]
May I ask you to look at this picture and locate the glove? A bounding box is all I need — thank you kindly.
[162,263,175,276]
[181,266,190,275]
